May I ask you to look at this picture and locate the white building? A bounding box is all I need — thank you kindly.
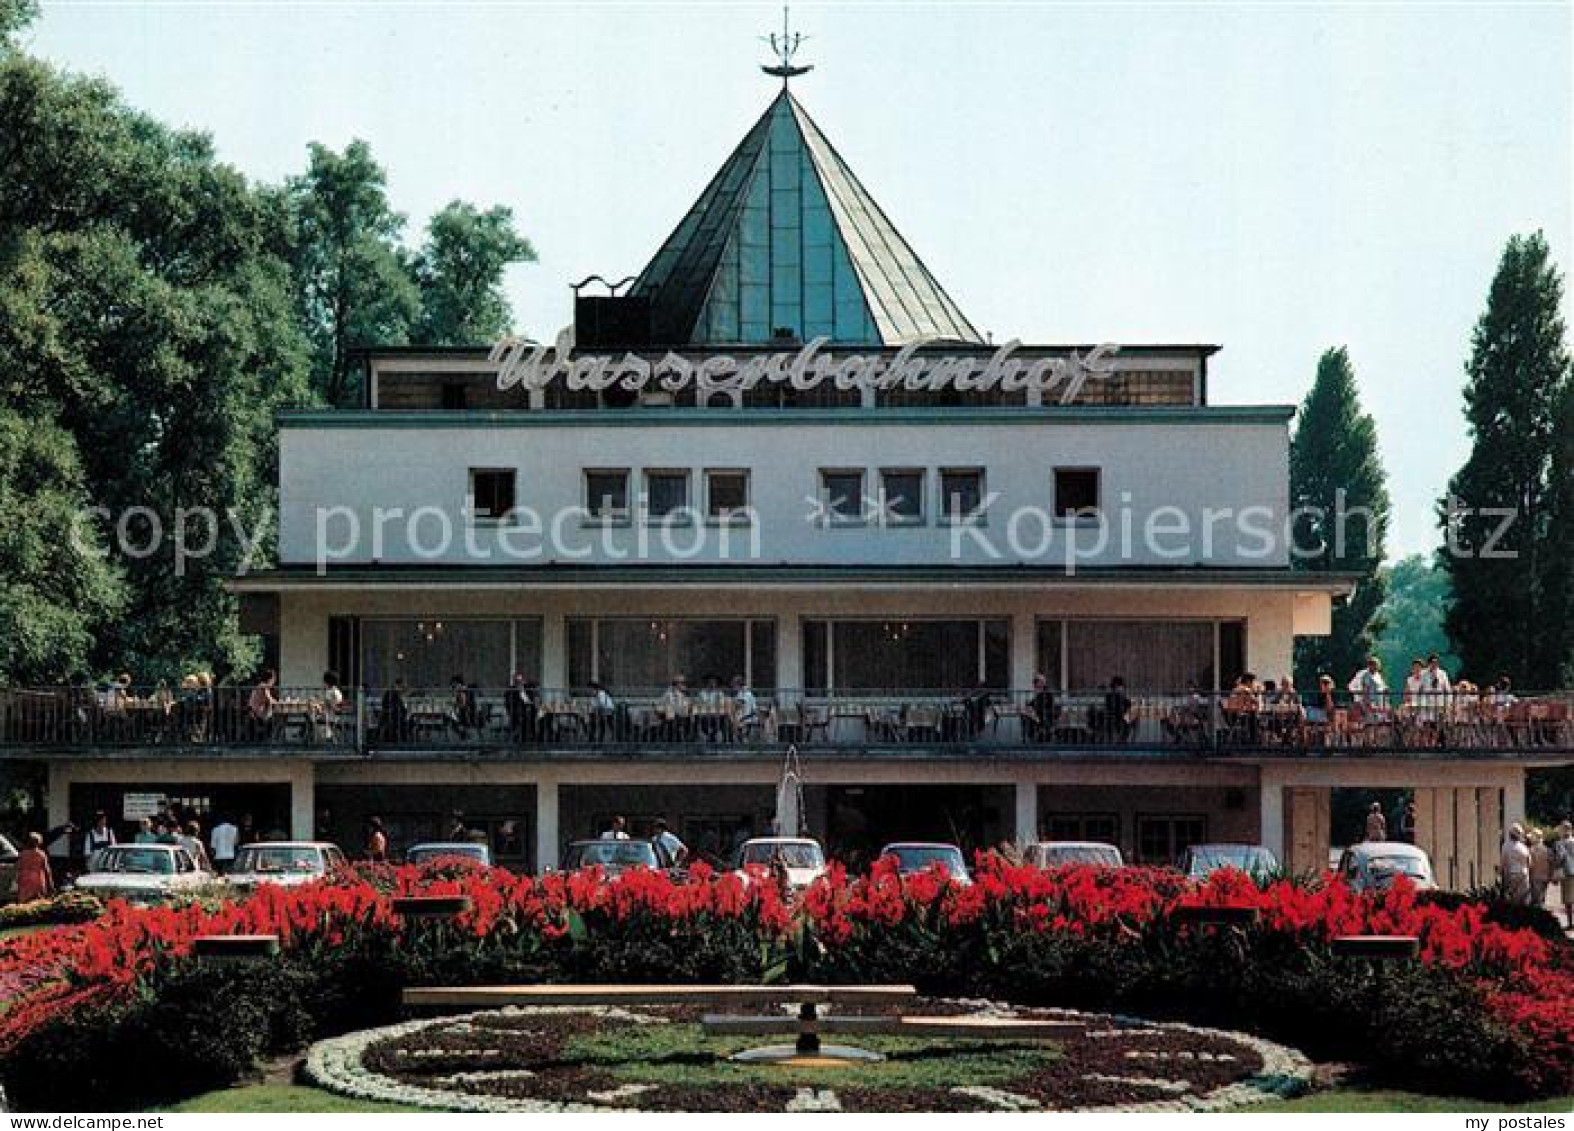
[32,87,1552,885]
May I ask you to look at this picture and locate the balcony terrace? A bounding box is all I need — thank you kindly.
[3,685,1570,760]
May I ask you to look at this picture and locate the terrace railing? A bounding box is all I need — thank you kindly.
[1,685,1571,756]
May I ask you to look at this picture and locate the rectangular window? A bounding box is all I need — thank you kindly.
[940,468,986,523]
[359,618,538,690]
[1137,815,1207,866]
[801,619,1010,692]
[1034,620,1064,690]
[706,469,751,523]
[1066,620,1216,693]
[1054,467,1101,519]
[878,468,925,525]
[1045,814,1120,844]
[585,469,630,521]
[468,469,516,522]
[645,470,690,520]
[819,469,865,525]
[564,618,775,692]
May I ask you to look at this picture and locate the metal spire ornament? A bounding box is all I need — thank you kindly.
[761,4,811,85]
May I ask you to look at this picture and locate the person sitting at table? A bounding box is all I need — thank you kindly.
[696,675,729,741]
[1023,673,1059,742]
[958,683,993,739]
[731,675,760,739]
[248,669,279,740]
[1163,682,1211,748]
[504,672,540,743]
[1223,672,1261,745]
[1492,675,1517,710]
[446,674,479,739]
[587,680,617,741]
[316,670,345,742]
[1091,676,1134,743]
[657,675,691,740]
[1304,674,1338,732]
[378,679,410,743]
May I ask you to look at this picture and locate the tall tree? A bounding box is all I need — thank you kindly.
[286,141,418,406]
[0,52,311,681]
[411,201,536,345]
[1290,346,1391,687]
[0,0,36,51]
[1370,554,1459,683]
[0,410,124,682]
[1441,232,1572,687]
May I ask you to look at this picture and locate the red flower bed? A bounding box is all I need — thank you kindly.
[0,858,1568,1102]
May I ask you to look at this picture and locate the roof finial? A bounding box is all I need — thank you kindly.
[761,4,811,86]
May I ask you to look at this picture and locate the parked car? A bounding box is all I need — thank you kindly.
[406,841,493,868]
[1336,841,1436,893]
[732,836,827,891]
[561,838,679,878]
[71,844,210,904]
[878,841,972,884]
[226,841,349,891]
[1179,843,1279,881]
[1022,841,1124,869]
[0,835,17,904]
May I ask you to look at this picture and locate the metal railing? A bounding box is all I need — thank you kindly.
[1,684,1570,755]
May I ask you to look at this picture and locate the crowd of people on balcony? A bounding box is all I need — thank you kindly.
[2,656,1569,752]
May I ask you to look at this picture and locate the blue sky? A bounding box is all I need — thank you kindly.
[24,0,1572,558]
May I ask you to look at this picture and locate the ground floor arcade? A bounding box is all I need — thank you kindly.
[36,754,1531,885]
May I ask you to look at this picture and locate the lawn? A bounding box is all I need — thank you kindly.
[153,1085,423,1114]
[151,1082,1574,1114]
[1247,1090,1574,1114]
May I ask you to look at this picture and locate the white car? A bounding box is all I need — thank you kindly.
[406,842,493,867]
[879,841,972,885]
[226,841,349,891]
[1179,843,1279,882]
[1023,841,1124,869]
[72,844,210,904]
[1336,841,1437,893]
[732,837,827,890]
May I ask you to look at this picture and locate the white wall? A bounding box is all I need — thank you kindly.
[278,415,1291,569]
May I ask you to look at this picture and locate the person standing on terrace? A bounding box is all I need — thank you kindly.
[1348,656,1388,711]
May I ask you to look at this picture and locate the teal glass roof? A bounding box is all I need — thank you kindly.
[632,90,982,347]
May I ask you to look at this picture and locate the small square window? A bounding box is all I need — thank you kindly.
[819,469,865,525]
[645,470,691,520]
[706,470,751,523]
[585,469,630,520]
[1054,468,1101,519]
[441,383,467,410]
[878,469,925,524]
[469,469,516,522]
[940,468,986,523]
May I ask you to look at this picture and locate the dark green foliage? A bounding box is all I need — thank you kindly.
[1290,347,1391,688]
[1441,232,1573,687]
[411,202,536,347]
[1371,555,1459,685]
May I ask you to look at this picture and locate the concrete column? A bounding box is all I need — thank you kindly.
[1010,611,1036,691]
[541,613,566,689]
[777,612,803,692]
[46,762,72,828]
[289,763,315,840]
[1014,779,1039,845]
[536,779,560,872]
[1502,770,1526,833]
[1258,766,1285,862]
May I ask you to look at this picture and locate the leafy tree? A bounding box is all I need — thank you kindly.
[1290,347,1391,687]
[411,201,536,346]
[0,0,36,51]
[0,53,311,681]
[0,410,124,683]
[286,141,419,406]
[1369,554,1459,683]
[1441,232,1572,687]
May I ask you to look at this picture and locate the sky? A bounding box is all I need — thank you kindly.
[23,0,1573,559]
